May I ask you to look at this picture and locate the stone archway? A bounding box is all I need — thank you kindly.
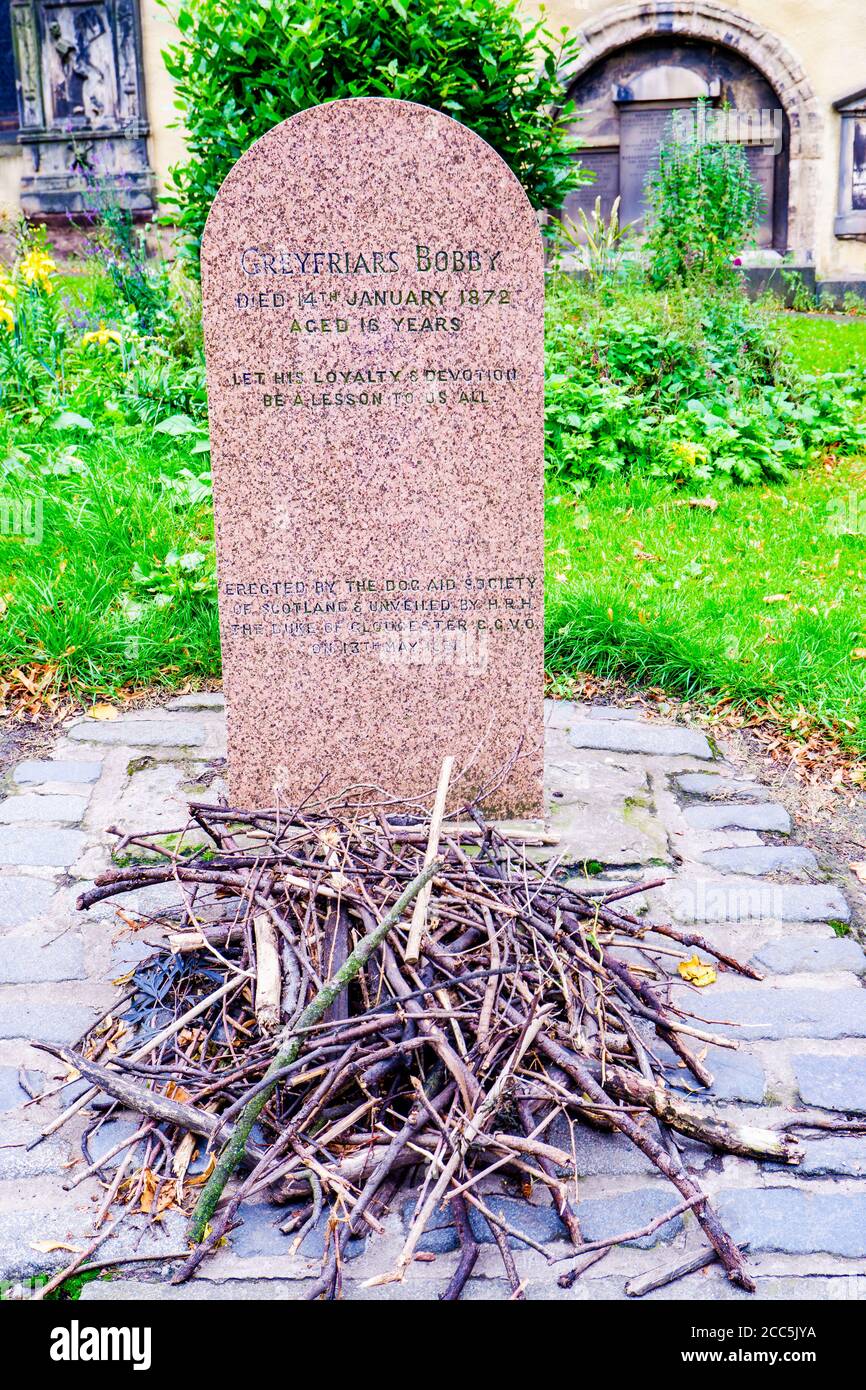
[566,1,822,258]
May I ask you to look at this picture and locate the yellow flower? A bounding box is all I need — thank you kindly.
[81,321,122,348]
[18,248,57,293]
[0,302,13,332]
[0,273,16,303]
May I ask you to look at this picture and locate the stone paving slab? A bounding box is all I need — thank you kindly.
[666,878,850,924]
[716,1189,866,1257]
[0,694,862,1301]
[67,718,209,747]
[675,772,770,800]
[0,928,84,984]
[794,1056,866,1113]
[12,760,102,786]
[0,877,57,927]
[683,803,791,833]
[0,828,87,868]
[0,794,89,824]
[563,718,713,760]
[701,846,818,876]
[672,984,866,1040]
[752,937,866,975]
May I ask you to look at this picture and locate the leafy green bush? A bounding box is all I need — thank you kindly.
[545,278,866,487]
[161,0,585,264]
[645,105,762,287]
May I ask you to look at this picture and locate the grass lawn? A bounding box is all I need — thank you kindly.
[545,313,866,756]
[1,260,865,769]
[0,426,219,697]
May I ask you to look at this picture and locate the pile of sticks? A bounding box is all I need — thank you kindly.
[38,774,805,1299]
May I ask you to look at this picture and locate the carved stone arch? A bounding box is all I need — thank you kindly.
[568,1,822,257]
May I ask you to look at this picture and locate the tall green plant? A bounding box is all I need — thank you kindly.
[161,0,587,265]
[551,195,633,290]
[645,104,762,287]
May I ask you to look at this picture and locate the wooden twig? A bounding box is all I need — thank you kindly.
[625,1242,750,1298]
[186,856,442,1245]
[35,1045,220,1140]
[405,756,453,965]
[253,911,281,1033]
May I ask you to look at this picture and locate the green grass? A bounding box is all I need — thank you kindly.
[1,275,865,755]
[0,424,219,696]
[545,313,866,754]
[778,313,866,374]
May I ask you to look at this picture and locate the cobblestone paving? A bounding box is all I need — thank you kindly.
[1,695,865,1302]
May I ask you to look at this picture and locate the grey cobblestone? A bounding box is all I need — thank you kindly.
[230,1202,365,1260]
[657,1041,766,1103]
[700,846,818,876]
[67,718,208,747]
[165,692,224,711]
[683,803,791,832]
[776,1138,866,1177]
[13,760,101,785]
[0,876,57,927]
[716,1188,866,1256]
[0,1119,72,1180]
[673,985,866,1040]
[548,1117,659,1176]
[0,1209,185,1281]
[667,878,849,923]
[0,793,88,824]
[0,1066,26,1111]
[468,1196,567,1247]
[0,929,84,983]
[0,827,86,868]
[675,772,769,799]
[752,937,866,976]
[572,1188,685,1248]
[794,1055,866,1113]
[0,1000,98,1042]
[566,720,713,759]
[403,1194,567,1251]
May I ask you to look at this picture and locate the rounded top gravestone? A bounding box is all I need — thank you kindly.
[201,98,544,814]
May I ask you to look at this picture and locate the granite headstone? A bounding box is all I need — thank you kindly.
[201,99,544,813]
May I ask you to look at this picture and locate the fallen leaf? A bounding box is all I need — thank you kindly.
[137,1167,182,1217]
[851,649,866,661]
[186,1153,216,1186]
[164,1080,191,1103]
[763,594,790,605]
[673,496,718,511]
[87,703,119,721]
[29,1240,82,1254]
[677,954,717,988]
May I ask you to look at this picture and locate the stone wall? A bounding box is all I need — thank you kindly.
[533,0,866,279]
[1,0,864,282]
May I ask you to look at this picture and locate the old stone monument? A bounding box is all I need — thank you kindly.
[201,99,544,814]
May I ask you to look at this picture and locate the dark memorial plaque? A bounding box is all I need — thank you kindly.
[744,144,776,246]
[201,99,544,814]
[617,105,678,227]
[562,150,620,224]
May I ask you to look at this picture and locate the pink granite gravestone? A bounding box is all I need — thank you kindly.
[201,98,544,813]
